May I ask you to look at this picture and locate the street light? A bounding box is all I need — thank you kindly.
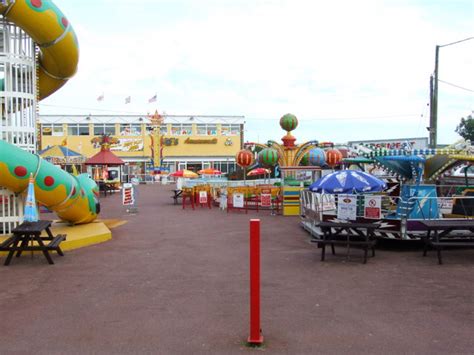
[429,36,474,148]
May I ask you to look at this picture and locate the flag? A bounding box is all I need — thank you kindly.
[125,96,131,104]
[148,94,157,103]
[24,173,39,222]
[97,93,104,101]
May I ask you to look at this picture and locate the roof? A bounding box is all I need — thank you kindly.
[38,145,83,158]
[38,114,246,125]
[85,149,125,165]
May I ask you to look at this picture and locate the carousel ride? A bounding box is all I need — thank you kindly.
[239,113,347,215]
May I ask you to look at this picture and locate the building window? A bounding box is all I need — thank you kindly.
[171,124,192,135]
[120,124,142,136]
[67,124,90,136]
[94,124,116,136]
[221,124,240,136]
[41,124,64,136]
[160,125,168,135]
[196,124,217,136]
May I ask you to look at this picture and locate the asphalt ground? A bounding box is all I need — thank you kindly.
[1,184,473,354]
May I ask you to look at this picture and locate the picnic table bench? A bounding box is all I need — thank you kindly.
[1,220,66,265]
[420,219,474,264]
[171,189,182,205]
[312,221,380,264]
[98,181,116,197]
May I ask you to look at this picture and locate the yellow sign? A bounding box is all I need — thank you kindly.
[185,138,218,144]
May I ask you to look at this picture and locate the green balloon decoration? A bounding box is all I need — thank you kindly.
[258,148,279,167]
[279,113,298,132]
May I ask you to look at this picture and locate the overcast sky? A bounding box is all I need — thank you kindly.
[40,0,473,145]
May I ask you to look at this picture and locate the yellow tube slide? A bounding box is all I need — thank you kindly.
[0,0,79,99]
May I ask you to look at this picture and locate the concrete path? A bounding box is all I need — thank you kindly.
[1,184,473,354]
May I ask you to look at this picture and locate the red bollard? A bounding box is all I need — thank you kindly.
[248,219,264,345]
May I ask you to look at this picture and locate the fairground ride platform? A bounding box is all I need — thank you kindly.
[0,219,126,253]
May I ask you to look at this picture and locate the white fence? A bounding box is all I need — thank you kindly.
[0,188,23,234]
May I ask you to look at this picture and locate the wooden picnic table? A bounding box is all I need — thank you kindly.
[420,219,474,264]
[171,189,182,205]
[312,221,380,264]
[0,220,66,265]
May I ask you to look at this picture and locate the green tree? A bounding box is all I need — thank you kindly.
[455,114,474,142]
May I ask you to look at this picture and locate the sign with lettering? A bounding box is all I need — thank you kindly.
[260,193,271,207]
[122,183,134,205]
[364,195,381,219]
[184,138,218,144]
[233,193,244,208]
[337,194,357,220]
[199,190,208,204]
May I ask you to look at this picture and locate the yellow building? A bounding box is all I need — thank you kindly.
[38,114,245,179]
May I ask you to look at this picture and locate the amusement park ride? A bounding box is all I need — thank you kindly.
[301,138,474,240]
[0,1,112,250]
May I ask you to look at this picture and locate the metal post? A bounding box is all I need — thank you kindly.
[429,45,439,148]
[248,219,263,345]
[429,37,474,148]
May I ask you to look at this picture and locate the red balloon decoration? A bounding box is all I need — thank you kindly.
[236,149,254,168]
[325,148,343,167]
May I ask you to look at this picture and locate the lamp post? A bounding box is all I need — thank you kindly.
[429,36,474,148]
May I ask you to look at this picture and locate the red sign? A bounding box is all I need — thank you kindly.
[364,196,381,219]
[122,183,134,205]
[199,191,208,204]
[260,193,271,207]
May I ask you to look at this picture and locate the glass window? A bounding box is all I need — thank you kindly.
[52,125,64,136]
[197,124,217,136]
[94,124,115,136]
[181,124,192,135]
[171,124,181,135]
[120,124,142,136]
[68,124,90,136]
[42,124,52,136]
[131,124,142,135]
[221,124,240,136]
[171,124,192,135]
[196,124,207,135]
[41,124,63,136]
[160,125,168,135]
[78,124,90,136]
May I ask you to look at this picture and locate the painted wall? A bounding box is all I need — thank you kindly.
[39,123,242,159]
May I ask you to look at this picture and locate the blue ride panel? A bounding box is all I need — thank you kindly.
[394,184,439,219]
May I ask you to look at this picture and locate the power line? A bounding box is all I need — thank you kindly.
[247,114,420,122]
[438,79,474,93]
[439,36,474,48]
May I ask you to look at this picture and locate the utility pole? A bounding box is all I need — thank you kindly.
[428,37,474,149]
[429,45,439,148]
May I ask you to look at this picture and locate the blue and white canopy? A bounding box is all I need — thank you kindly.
[309,170,387,194]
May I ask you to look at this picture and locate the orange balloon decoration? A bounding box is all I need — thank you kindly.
[325,148,343,167]
[236,149,254,168]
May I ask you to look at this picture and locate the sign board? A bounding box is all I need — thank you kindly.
[364,195,381,219]
[122,183,134,205]
[233,193,244,208]
[260,193,271,207]
[122,183,135,205]
[199,190,208,204]
[337,194,357,220]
